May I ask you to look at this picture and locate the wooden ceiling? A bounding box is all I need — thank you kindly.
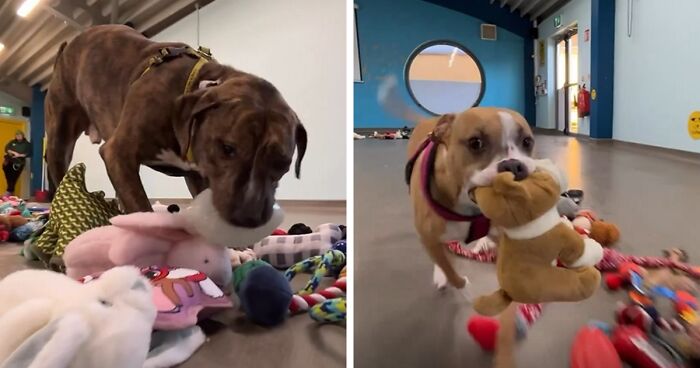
[0,0,214,103]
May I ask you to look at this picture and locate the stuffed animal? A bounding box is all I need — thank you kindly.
[64,188,283,288]
[572,210,621,247]
[253,223,343,268]
[0,266,156,368]
[471,161,603,316]
[80,265,232,331]
[232,259,293,326]
[557,196,580,219]
[33,163,122,270]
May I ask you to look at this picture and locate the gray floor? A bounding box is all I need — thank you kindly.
[0,204,346,368]
[354,135,700,368]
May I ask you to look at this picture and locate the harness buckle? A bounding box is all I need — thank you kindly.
[196,46,212,58]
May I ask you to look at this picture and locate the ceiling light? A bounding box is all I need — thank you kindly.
[0,43,4,52]
[17,0,40,18]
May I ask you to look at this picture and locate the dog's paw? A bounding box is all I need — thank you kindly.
[433,265,448,290]
[457,276,473,302]
[470,236,496,253]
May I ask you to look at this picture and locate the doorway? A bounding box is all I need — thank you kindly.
[555,27,579,135]
[0,117,28,198]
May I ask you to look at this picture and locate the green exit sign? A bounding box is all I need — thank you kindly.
[0,106,14,116]
[554,15,562,28]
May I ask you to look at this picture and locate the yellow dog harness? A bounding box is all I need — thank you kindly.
[136,45,213,163]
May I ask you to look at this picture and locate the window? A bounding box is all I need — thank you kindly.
[353,5,363,83]
[404,40,485,115]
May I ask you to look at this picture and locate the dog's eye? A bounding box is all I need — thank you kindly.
[221,144,236,157]
[522,137,534,150]
[467,137,484,153]
[99,299,112,307]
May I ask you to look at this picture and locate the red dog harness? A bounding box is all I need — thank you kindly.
[405,135,490,243]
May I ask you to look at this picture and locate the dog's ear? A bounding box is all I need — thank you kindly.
[174,87,220,155]
[293,122,307,179]
[431,114,455,142]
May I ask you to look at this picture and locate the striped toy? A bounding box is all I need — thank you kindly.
[309,297,346,323]
[288,265,347,318]
[285,249,345,295]
[446,240,700,278]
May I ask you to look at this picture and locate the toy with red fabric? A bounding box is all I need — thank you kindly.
[572,210,620,247]
[605,262,646,290]
[447,241,700,279]
[570,325,622,368]
[611,325,682,368]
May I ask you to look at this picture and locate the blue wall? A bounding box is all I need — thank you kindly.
[590,0,614,139]
[29,86,45,193]
[354,0,527,128]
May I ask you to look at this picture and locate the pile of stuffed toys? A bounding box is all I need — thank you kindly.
[0,163,347,367]
[446,162,699,367]
[353,126,412,140]
[571,246,700,368]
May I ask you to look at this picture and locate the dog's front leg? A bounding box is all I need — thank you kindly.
[422,236,472,301]
[100,140,151,213]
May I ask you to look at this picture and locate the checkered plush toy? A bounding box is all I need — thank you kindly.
[253,223,343,268]
[33,163,122,270]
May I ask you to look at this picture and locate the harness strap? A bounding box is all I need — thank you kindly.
[406,133,491,243]
[135,46,214,164]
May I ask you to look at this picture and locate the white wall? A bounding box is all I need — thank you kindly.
[0,91,27,118]
[71,0,347,200]
[536,0,591,134]
[613,0,700,153]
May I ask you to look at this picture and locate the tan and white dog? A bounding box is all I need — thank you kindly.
[379,77,539,299]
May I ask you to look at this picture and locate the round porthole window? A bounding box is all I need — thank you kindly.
[405,41,485,115]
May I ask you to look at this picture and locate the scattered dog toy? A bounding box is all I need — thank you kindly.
[233,259,293,327]
[254,223,343,268]
[467,303,543,351]
[288,264,347,323]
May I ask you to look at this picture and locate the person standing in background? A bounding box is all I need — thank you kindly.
[3,131,32,196]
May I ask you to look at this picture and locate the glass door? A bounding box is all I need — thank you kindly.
[555,28,579,135]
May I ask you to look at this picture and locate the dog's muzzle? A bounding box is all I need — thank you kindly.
[497,159,529,181]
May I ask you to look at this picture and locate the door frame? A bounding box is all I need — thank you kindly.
[555,26,578,135]
[0,116,29,198]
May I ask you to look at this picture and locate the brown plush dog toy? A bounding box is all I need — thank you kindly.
[471,161,604,316]
[572,210,621,247]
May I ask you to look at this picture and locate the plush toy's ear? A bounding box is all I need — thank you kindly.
[1,313,90,368]
[143,326,206,368]
[0,298,53,363]
[110,212,192,242]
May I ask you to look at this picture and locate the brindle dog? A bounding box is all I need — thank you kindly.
[46,25,306,227]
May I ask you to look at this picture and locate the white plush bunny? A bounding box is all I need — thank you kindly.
[0,267,155,368]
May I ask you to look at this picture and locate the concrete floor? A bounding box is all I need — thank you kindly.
[0,203,346,368]
[354,135,700,368]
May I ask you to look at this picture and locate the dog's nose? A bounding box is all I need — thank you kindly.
[497,159,528,181]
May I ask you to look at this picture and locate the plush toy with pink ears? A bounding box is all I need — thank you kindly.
[63,189,284,288]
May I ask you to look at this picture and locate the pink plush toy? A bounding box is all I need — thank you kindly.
[63,189,284,288]
[63,211,233,287]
